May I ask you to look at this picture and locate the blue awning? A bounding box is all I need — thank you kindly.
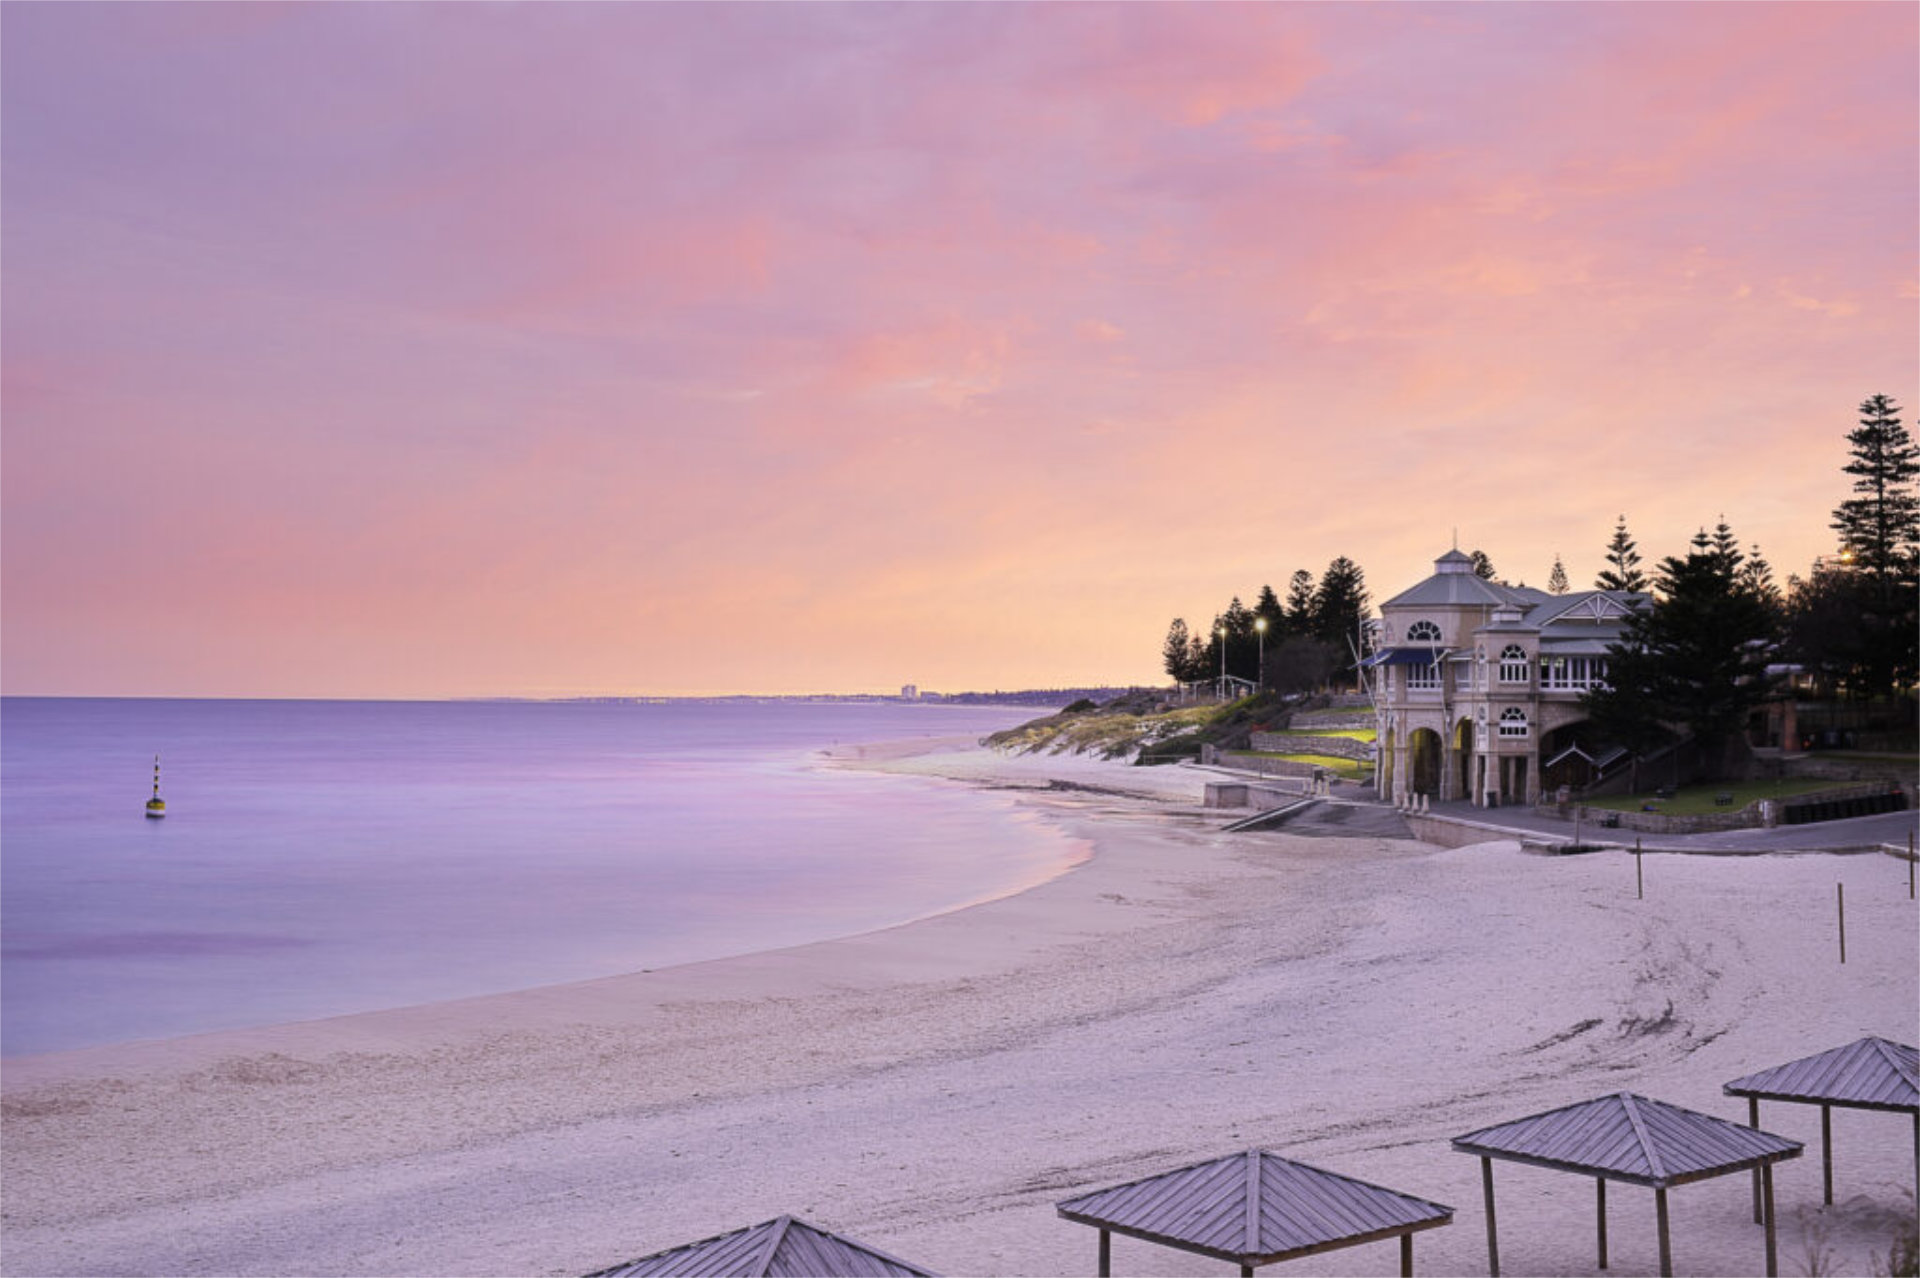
[1361,647,1450,668]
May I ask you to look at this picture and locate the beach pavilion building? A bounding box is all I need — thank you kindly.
[1364,549,1646,808]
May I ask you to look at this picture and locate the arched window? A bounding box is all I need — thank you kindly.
[1499,707,1529,738]
[1499,644,1529,683]
[1407,620,1442,643]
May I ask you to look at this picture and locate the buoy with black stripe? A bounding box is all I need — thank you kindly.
[145,755,166,819]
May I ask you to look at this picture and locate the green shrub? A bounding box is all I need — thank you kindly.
[1136,733,1205,765]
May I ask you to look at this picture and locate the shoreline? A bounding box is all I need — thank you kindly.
[0,734,1161,1080]
[4,738,1916,1277]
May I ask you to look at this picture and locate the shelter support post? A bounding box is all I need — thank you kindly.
[1596,1177,1608,1269]
[1097,1228,1109,1278]
[1822,1104,1834,1205]
[1763,1160,1778,1278]
[1401,1232,1413,1278]
[1480,1156,1500,1278]
[1655,1187,1672,1278]
[1749,1097,1763,1224]
[1239,1266,1253,1278]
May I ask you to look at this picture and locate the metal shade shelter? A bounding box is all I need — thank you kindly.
[1452,1092,1802,1277]
[1056,1148,1453,1277]
[584,1216,937,1278]
[1725,1036,1918,1220]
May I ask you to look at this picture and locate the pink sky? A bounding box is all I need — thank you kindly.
[4,2,1915,698]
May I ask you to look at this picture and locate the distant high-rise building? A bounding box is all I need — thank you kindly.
[900,684,918,700]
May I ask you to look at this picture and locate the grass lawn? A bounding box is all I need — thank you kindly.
[1243,751,1375,782]
[1808,750,1918,765]
[1287,727,1379,742]
[1582,777,1839,816]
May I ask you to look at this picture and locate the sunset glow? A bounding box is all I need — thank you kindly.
[4,2,1915,698]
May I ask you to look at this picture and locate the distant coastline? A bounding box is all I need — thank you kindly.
[465,686,1152,707]
[3,688,1147,708]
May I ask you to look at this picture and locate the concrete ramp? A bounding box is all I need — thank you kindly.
[1248,799,1413,840]
[1221,798,1318,833]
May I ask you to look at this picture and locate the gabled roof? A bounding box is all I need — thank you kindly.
[1725,1037,1919,1114]
[1452,1092,1801,1189]
[585,1216,937,1278]
[1523,590,1647,628]
[1056,1148,1452,1266]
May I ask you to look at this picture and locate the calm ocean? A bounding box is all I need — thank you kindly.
[0,698,1070,1057]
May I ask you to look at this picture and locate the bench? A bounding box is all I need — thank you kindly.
[1714,792,1733,806]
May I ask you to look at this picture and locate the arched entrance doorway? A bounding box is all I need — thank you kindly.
[1454,717,1475,802]
[1408,728,1442,797]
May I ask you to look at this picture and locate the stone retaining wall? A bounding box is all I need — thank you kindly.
[1543,804,1761,835]
[1203,780,1309,809]
[1210,750,1324,781]
[1288,711,1376,731]
[1538,779,1905,835]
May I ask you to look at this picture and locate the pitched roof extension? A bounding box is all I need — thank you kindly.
[1725,1037,1919,1114]
[1056,1148,1452,1267]
[584,1216,937,1278]
[1452,1092,1802,1189]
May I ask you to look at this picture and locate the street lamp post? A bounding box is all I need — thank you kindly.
[1255,617,1268,691]
[1216,627,1226,701]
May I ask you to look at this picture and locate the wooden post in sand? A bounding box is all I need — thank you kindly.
[1822,1104,1834,1204]
[1837,883,1846,963]
[1908,832,1914,899]
[1480,1156,1500,1278]
[1635,839,1643,900]
[1654,1187,1672,1278]
[1762,1160,1779,1277]
[1596,1177,1608,1269]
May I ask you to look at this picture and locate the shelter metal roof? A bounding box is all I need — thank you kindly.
[1056,1148,1453,1267]
[1725,1037,1919,1114]
[585,1216,937,1278]
[1451,1092,1801,1189]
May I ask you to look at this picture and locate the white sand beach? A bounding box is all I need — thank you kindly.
[3,739,1916,1278]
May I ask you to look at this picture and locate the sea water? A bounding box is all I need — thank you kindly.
[0,698,1072,1056]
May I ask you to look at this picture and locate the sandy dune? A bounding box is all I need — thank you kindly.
[3,742,1915,1277]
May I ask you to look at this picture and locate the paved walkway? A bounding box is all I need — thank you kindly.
[1412,796,1917,854]
[1192,764,1918,855]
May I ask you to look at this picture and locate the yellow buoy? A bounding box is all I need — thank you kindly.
[146,754,166,819]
